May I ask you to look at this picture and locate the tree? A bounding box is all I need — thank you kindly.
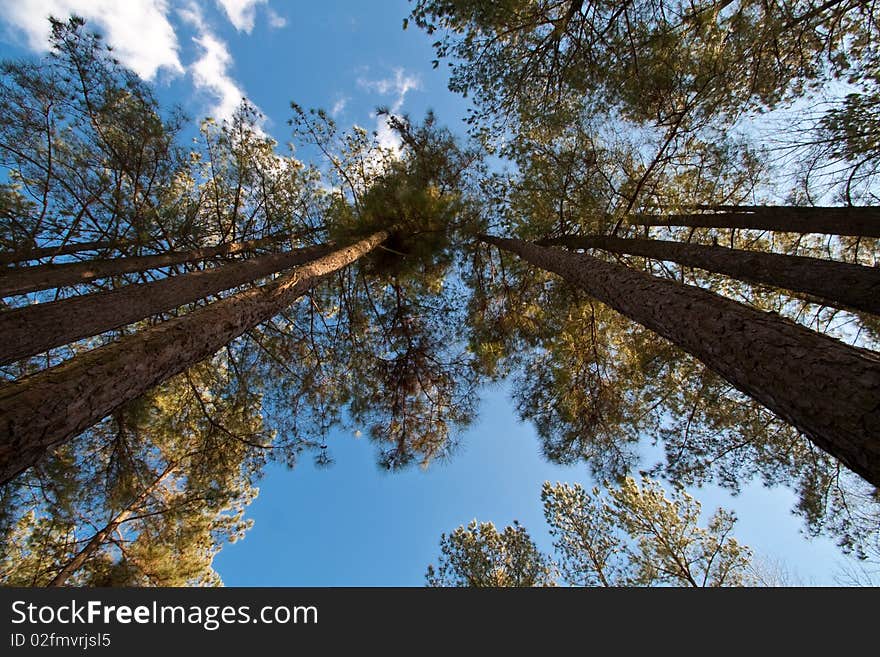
[1,18,485,486]
[542,478,755,587]
[481,235,880,487]
[625,206,880,238]
[410,0,876,135]
[0,243,334,365]
[45,464,177,587]
[269,107,487,470]
[0,231,390,485]
[0,360,261,586]
[0,17,186,258]
[0,239,130,267]
[0,14,487,587]
[5,7,876,587]
[425,477,756,587]
[425,520,556,587]
[414,0,880,556]
[0,232,292,297]
[540,234,880,315]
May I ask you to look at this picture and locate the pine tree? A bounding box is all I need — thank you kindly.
[0,243,335,365]
[425,476,757,587]
[541,234,880,315]
[481,235,880,487]
[626,206,880,238]
[0,233,293,297]
[0,231,391,484]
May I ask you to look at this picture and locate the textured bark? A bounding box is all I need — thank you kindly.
[628,206,880,237]
[544,235,880,316]
[0,240,124,266]
[47,464,176,587]
[0,233,292,297]
[0,229,391,485]
[482,235,880,487]
[0,243,335,366]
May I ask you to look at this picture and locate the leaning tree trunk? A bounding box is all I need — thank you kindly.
[0,229,392,485]
[0,239,129,266]
[47,464,176,587]
[628,206,880,237]
[481,235,880,488]
[0,243,335,365]
[0,233,294,297]
[542,235,880,316]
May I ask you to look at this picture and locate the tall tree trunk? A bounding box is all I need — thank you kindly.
[628,206,880,237]
[0,229,392,485]
[0,239,126,266]
[0,243,335,365]
[481,235,880,487]
[47,464,176,587]
[542,235,880,316]
[0,233,294,297]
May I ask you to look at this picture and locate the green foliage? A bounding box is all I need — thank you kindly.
[426,476,757,587]
[809,88,880,199]
[0,360,260,586]
[543,478,755,586]
[426,520,556,586]
[279,106,487,470]
[411,0,877,135]
[5,5,879,589]
[512,292,665,479]
[187,102,319,246]
[0,16,185,252]
[428,0,880,559]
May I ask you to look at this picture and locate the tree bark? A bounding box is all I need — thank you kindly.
[46,464,176,587]
[0,243,335,366]
[0,239,125,266]
[542,235,880,316]
[0,229,391,485]
[482,235,880,487]
[0,233,293,297]
[627,206,880,237]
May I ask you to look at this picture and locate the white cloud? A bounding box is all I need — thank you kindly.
[357,69,421,111]
[356,69,422,152]
[177,1,205,30]
[1,0,183,79]
[374,117,401,152]
[2,0,264,126]
[330,96,348,118]
[178,3,256,125]
[190,32,248,123]
[266,8,286,29]
[215,0,266,33]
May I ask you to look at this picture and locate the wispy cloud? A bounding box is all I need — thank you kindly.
[2,0,183,80]
[330,96,348,118]
[191,32,248,123]
[356,69,422,151]
[215,0,266,33]
[179,3,253,124]
[357,69,422,111]
[266,7,286,29]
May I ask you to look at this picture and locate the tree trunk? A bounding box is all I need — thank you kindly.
[0,239,125,266]
[542,235,880,316]
[628,206,880,237]
[481,235,880,487]
[0,229,391,485]
[0,233,293,297]
[0,243,335,366]
[46,464,176,587]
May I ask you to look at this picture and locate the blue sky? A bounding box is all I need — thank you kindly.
[0,0,860,585]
